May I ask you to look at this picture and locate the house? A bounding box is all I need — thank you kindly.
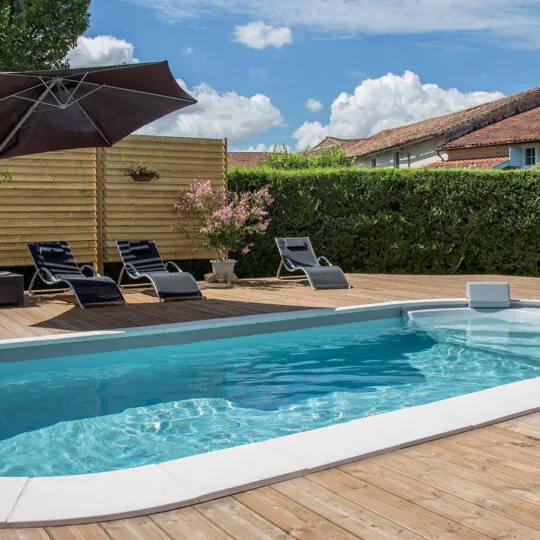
[309,86,540,169]
[426,106,540,169]
[308,136,366,154]
[227,152,267,168]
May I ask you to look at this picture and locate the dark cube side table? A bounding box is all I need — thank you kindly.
[0,272,24,307]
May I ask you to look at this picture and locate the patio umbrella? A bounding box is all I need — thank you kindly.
[0,61,197,159]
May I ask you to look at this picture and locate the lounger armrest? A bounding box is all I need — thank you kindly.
[124,262,140,278]
[317,256,333,266]
[80,265,101,277]
[38,267,56,284]
[282,256,297,271]
[165,261,182,273]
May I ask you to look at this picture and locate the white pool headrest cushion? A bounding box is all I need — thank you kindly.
[467,282,510,309]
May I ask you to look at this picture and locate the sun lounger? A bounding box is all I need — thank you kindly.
[27,241,125,308]
[116,240,204,301]
[275,237,351,290]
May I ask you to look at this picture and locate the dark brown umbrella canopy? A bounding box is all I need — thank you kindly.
[0,61,197,159]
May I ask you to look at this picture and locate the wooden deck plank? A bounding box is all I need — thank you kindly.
[234,487,359,540]
[0,530,51,540]
[341,459,539,539]
[100,516,172,540]
[149,507,234,540]
[45,524,110,540]
[0,275,538,539]
[308,468,488,539]
[399,443,540,504]
[194,498,290,539]
[370,453,540,528]
[272,477,422,539]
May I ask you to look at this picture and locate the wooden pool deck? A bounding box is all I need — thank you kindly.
[0,274,539,539]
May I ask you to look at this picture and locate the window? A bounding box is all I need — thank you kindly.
[393,152,401,168]
[525,147,537,166]
[370,158,377,168]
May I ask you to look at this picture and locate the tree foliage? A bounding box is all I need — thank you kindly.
[228,167,540,278]
[259,145,354,170]
[0,0,90,71]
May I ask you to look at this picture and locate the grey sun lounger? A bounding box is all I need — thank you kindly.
[116,240,204,301]
[27,241,126,308]
[275,237,351,290]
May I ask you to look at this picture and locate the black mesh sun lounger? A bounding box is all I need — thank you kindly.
[116,240,204,301]
[275,237,351,290]
[27,241,125,308]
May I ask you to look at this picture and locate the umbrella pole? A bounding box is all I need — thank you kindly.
[0,80,56,154]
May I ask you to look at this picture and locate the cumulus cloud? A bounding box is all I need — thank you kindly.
[139,79,284,146]
[234,21,293,49]
[67,35,139,67]
[181,47,194,55]
[126,0,540,48]
[305,98,323,112]
[292,70,504,150]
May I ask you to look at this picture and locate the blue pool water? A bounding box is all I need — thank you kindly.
[0,315,538,477]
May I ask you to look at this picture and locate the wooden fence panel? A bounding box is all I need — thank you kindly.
[0,149,97,267]
[99,135,226,265]
[0,135,227,270]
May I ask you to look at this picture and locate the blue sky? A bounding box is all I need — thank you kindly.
[72,0,540,150]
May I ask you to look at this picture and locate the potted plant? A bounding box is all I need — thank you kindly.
[174,180,273,282]
[127,162,160,182]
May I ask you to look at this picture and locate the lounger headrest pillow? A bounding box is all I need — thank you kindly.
[285,238,308,250]
[129,242,152,254]
[39,245,65,255]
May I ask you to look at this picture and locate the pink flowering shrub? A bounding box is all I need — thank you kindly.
[174,180,273,259]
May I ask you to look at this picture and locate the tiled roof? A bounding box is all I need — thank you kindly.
[346,86,540,158]
[441,107,540,149]
[308,136,365,153]
[424,157,509,169]
[227,152,267,168]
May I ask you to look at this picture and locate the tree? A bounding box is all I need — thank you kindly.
[0,0,90,71]
[259,145,354,170]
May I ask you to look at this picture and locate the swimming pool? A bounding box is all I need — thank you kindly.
[1,302,538,478]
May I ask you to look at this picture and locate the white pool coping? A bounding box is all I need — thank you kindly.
[1,298,539,528]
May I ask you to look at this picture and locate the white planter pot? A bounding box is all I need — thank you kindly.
[209,259,238,283]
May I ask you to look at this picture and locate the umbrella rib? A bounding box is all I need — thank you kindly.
[62,80,197,104]
[75,101,111,146]
[0,82,47,103]
[0,80,56,154]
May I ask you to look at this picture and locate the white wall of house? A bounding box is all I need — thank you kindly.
[354,136,447,169]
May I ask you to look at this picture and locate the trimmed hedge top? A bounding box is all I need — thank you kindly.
[228,167,540,278]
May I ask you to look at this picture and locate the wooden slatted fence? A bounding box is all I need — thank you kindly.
[0,135,227,270]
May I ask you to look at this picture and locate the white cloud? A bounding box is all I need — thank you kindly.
[67,35,139,67]
[305,98,323,112]
[292,70,504,150]
[181,47,194,55]
[140,79,285,146]
[234,21,292,49]
[125,0,540,48]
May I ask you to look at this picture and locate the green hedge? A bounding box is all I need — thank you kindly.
[228,167,540,278]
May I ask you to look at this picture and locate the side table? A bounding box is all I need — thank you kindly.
[0,272,24,307]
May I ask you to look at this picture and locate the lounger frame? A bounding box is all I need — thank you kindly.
[116,240,205,302]
[275,237,351,290]
[27,243,126,309]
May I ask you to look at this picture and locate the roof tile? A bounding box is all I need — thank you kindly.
[227,152,267,168]
[424,157,509,169]
[346,87,540,158]
[442,107,540,149]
